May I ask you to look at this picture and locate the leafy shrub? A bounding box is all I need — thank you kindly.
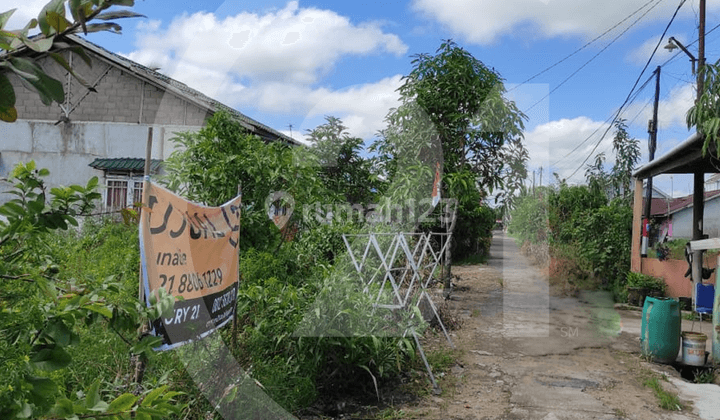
[0,163,184,419]
[626,272,666,293]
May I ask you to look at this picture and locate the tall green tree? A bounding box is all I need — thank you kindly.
[373,40,527,284]
[391,40,526,184]
[610,119,640,201]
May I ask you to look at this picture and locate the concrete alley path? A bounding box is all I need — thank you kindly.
[401,231,720,420]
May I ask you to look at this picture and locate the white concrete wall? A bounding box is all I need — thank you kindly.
[1,120,200,204]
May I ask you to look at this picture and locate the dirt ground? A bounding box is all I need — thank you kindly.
[388,232,705,420]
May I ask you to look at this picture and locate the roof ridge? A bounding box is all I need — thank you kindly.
[66,34,299,146]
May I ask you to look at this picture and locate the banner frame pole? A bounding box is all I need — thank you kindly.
[139,127,153,305]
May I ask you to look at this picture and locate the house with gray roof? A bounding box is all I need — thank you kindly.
[1,34,297,210]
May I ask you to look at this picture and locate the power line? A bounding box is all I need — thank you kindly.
[524,0,666,114]
[511,0,663,91]
[565,0,688,181]
[550,72,655,168]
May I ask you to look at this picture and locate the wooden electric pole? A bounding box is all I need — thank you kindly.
[642,67,661,257]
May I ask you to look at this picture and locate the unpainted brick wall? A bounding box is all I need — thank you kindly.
[9,49,210,126]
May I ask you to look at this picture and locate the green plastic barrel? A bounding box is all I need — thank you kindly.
[641,297,681,363]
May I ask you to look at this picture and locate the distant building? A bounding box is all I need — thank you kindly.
[646,189,720,242]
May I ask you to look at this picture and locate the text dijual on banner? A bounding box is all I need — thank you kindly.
[139,182,241,351]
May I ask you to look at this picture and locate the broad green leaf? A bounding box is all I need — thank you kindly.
[51,398,74,416]
[38,0,65,36]
[43,318,80,346]
[0,201,26,216]
[130,335,163,355]
[109,0,135,6]
[87,176,99,189]
[94,10,146,20]
[21,35,54,52]
[46,10,72,33]
[107,393,138,412]
[9,57,64,105]
[27,375,57,399]
[31,344,72,371]
[85,303,113,318]
[84,22,122,34]
[0,72,14,107]
[85,378,101,409]
[140,385,167,407]
[0,8,15,30]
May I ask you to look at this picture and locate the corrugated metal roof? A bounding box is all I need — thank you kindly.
[89,158,162,173]
[646,190,720,217]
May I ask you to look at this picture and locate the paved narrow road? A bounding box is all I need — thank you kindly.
[404,231,719,420]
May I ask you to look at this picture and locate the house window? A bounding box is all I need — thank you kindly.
[105,175,144,210]
[89,158,161,212]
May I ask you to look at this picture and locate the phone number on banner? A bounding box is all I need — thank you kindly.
[158,268,224,294]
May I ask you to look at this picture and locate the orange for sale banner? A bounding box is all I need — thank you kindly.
[139,182,241,350]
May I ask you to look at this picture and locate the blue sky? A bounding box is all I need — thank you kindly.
[5,0,720,196]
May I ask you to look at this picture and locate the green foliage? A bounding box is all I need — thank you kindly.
[307,116,379,205]
[507,190,549,244]
[688,60,720,156]
[0,163,184,419]
[395,39,526,178]
[626,272,666,293]
[509,186,634,300]
[547,185,606,243]
[163,111,327,252]
[374,39,528,265]
[442,169,496,258]
[610,119,640,202]
[643,376,683,411]
[0,0,144,122]
[235,243,419,411]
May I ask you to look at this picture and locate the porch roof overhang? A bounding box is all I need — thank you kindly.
[633,132,719,179]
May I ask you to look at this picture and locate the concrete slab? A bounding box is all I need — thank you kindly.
[667,377,720,420]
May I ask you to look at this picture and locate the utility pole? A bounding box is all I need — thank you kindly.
[539,166,543,187]
[532,170,536,196]
[692,0,706,290]
[642,66,661,257]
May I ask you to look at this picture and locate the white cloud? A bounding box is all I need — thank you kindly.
[127,1,407,86]
[121,1,407,140]
[411,0,715,45]
[0,0,51,30]
[524,116,609,184]
[239,75,403,139]
[626,34,693,66]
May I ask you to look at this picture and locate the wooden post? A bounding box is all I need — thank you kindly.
[631,178,643,273]
[132,126,153,391]
[139,127,153,305]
